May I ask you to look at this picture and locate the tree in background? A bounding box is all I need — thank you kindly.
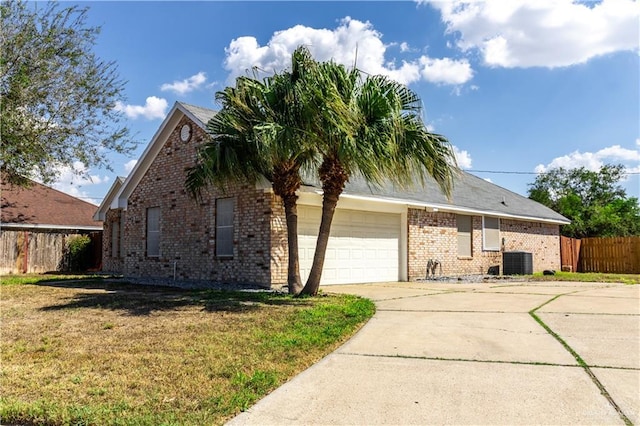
[528,164,640,238]
[1,0,135,186]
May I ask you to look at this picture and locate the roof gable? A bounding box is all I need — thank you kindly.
[93,176,125,221]
[111,101,217,210]
[1,179,102,230]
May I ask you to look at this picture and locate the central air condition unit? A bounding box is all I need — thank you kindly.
[503,251,533,275]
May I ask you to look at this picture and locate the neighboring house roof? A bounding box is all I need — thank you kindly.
[1,179,103,231]
[302,172,570,224]
[108,100,569,225]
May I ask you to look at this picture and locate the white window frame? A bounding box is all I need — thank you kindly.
[482,216,500,252]
[146,207,161,257]
[216,198,234,257]
[457,215,472,257]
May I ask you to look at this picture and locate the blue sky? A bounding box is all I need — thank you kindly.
[51,1,639,205]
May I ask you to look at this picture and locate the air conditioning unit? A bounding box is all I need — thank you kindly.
[503,251,533,275]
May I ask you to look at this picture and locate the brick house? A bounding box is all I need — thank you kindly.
[95,101,569,287]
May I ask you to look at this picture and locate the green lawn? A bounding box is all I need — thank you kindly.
[0,276,375,425]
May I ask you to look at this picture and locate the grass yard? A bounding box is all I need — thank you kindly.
[531,271,640,284]
[0,278,375,425]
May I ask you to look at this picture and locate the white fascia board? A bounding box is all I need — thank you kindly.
[111,103,193,211]
[299,189,569,225]
[1,223,103,231]
[94,178,124,221]
[297,191,407,214]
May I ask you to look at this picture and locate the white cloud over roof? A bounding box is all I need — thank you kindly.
[115,96,168,120]
[223,17,473,86]
[453,146,473,169]
[425,0,640,68]
[161,72,207,95]
[124,159,138,174]
[46,161,110,204]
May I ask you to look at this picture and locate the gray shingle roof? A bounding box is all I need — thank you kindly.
[304,171,569,224]
[178,102,217,128]
[176,101,567,224]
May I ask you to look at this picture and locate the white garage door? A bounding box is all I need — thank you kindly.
[298,206,400,285]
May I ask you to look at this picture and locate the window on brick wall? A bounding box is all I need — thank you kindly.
[146,207,160,257]
[111,220,119,258]
[120,213,125,257]
[457,215,472,257]
[216,198,234,257]
[483,216,500,251]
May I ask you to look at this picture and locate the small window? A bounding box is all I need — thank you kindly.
[146,207,160,257]
[119,213,125,257]
[216,198,234,257]
[111,221,120,258]
[483,216,500,251]
[457,215,472,257]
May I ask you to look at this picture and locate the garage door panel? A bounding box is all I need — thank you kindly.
[298,206,400,285]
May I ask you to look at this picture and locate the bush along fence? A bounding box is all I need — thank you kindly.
[562,236,640,274]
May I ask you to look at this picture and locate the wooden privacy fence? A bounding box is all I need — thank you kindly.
[560,236,581,272]
[0,230,102,274]
[579,236,640,274]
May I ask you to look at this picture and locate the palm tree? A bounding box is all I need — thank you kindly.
[186,48,323,295]
[299,65,458,296]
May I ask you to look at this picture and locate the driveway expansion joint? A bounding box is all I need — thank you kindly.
[529,291,633,426]
[337,351,582,368]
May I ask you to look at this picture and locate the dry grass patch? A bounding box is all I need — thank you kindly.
[0,280,374,425]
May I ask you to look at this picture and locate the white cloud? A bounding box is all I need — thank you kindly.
[44,162,109,204]
[427,0,640,68]
[124,159,138,174]
[160,72,207,95]
[484,177,493,183]
[115,96,168,120]
[399,42,411,53]
[453,146,473,169]
[535,144,640,174]
[223,17,473,86]
[419,56,474,85]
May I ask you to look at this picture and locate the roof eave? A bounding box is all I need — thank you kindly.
[300,187,570,225]
[1,223,103,231]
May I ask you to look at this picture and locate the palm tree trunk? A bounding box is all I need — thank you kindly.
[283,194,303,295]
[300,191,339,296]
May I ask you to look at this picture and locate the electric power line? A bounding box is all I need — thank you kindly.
[468,169,640,175]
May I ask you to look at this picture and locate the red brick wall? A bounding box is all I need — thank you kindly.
[269,196,288,286]
[408,209,560,279]
[501,218,561,272]
[121,116,276,287]
[102,208,124,273]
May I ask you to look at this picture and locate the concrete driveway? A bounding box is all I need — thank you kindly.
[228,281,640,425]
